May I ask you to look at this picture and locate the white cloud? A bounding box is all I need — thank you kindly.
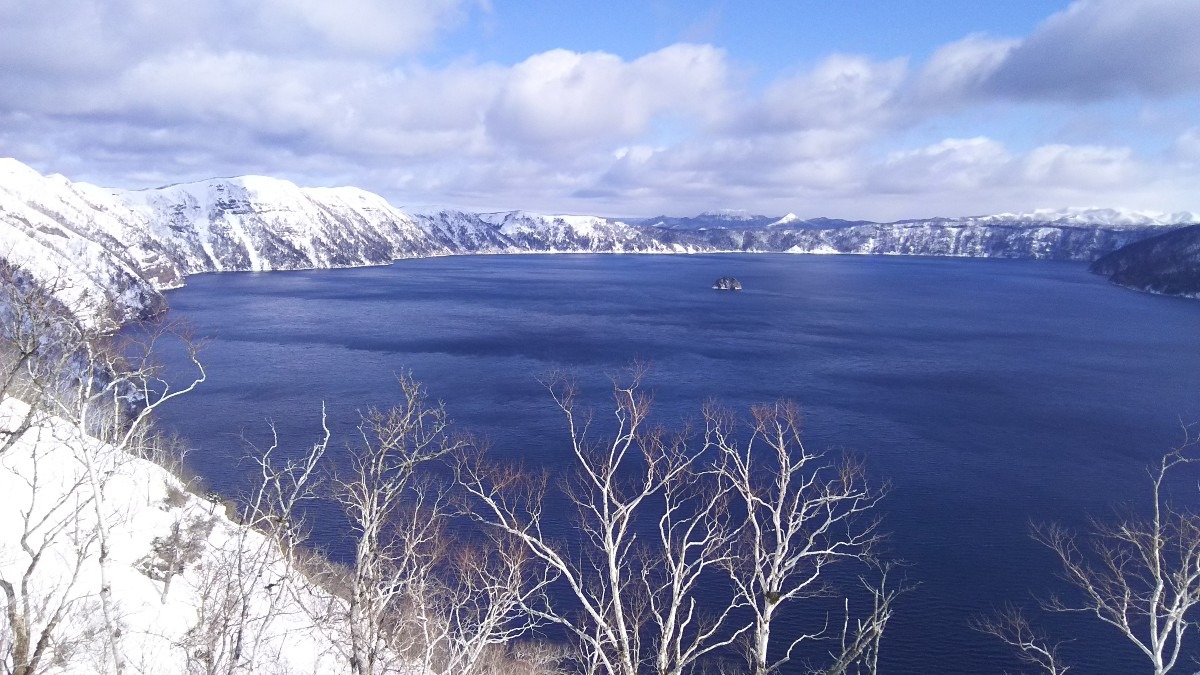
[757,54,907,133]
[485,44,730,147]
[911,34,1017,105]
[841,137,1200,220]
[256,0,470,56]
[871,137,1011,193]
[1000,0,1200,99]
[1019,144,1142,188]
[1174,128,1200,162]
[0,0,470,73]
[0,0,1197,219]
[903,0,1200,106]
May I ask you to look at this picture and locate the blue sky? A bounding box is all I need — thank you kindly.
[444,2,1067,69]
[0,0,1197,220]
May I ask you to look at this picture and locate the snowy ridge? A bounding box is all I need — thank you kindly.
[481,211,669,252]
[114,175,444,274]
[1,157,1196,320]
[932,207,1200,228]
[0,161,172,326]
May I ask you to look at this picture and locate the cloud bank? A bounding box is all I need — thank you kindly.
[0,0,1196,219]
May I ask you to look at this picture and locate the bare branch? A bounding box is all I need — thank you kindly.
[710,401,888,675]
[971,605,1071,675]
[1030,433,1200,675]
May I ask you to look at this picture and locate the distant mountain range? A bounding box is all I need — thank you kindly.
[1,157,1196,325]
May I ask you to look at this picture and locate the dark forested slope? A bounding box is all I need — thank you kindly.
[1091,224,1200,298]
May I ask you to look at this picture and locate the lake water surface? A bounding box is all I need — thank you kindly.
[150,254,1200,673]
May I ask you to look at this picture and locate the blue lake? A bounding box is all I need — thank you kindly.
[149,253,1200,673]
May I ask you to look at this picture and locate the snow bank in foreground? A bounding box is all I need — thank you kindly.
[0,399,360,674]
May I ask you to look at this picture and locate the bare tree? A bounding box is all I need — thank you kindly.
[440,540,561,674]
[646,433,746,675]
[181,410,331,675]
[0,425,98,675]
[0,262,217,675]
[0,264,124,672]
[182,543,254,675]
[139,513,214,604]
[378,490,554,675]
[1024,436,1200,675]
[334,373,482,674]
[970,605,1071,675]
[707,401,887,675]
[44,316,205,675]
[177,379,555,675]
[825,563,911,675]
[0,259,209,675]
[0,263,85,457]
[456,369,747,675]
[330,373,560,675]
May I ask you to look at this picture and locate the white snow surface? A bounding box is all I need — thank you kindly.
[0,399,361,674]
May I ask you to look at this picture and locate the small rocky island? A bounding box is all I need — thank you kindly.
[712,276,743,291]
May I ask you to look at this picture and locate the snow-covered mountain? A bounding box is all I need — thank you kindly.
[687,219,1162,260]
[109,176,445,274]
[0,159,172,326]
[2,157,1196,320]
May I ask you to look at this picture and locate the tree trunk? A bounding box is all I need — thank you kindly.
[2,579,31,675]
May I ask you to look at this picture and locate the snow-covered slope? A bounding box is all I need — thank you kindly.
[769,213,803,227]
[111,176,447,274]
[412,209,521,252]
[2,157,1197,320]
[481,211,681,252]
[0,160,172,326]
[0,399,352,673]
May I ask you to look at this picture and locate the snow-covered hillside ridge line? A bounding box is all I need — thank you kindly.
[2,157,1196,320]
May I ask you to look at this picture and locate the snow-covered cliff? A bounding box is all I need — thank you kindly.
[0,159,171,326]
[110,177,446,273]
[1,158,1195,318]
